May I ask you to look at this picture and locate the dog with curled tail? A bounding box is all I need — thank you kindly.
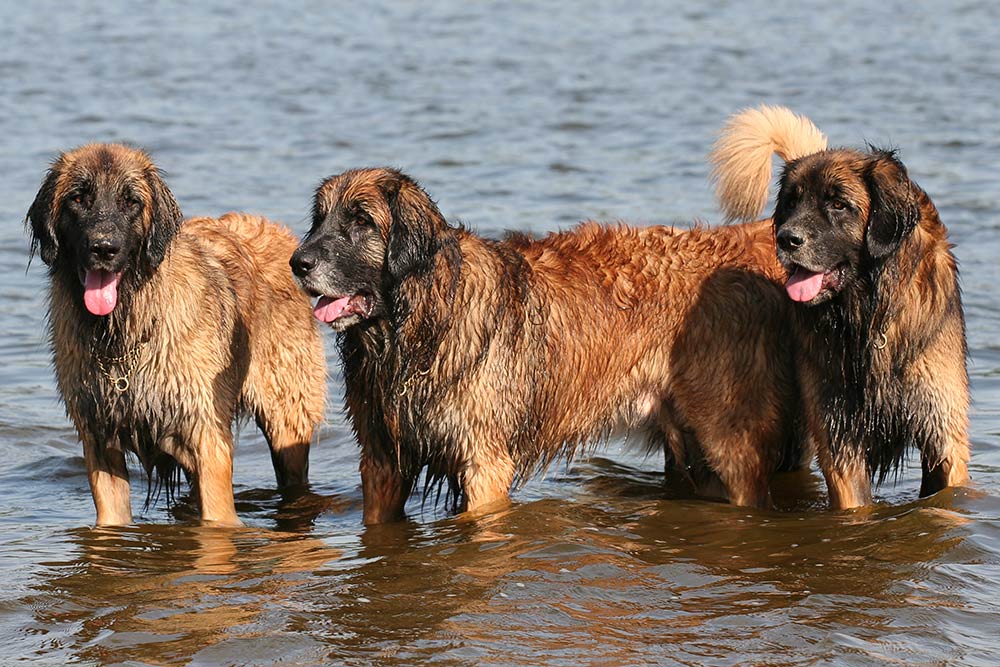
[711,106,970,508]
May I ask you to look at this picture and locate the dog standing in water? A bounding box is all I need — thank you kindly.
[292,167,806,524]
[711,106,970,508]
[27,144,326,526]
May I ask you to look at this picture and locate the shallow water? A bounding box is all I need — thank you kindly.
[2,2,1000,665]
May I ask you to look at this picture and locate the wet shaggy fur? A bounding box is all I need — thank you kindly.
[27,144,327,526]
[291,167,805,524]
[711,106,970,509]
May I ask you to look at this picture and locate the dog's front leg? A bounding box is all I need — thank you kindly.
[919,455,968,497]
[801,367,873,509]
[83,438,132,526]
[360,447,413,525]
[193,428,242,527]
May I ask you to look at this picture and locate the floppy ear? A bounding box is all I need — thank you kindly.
[864,150,920,260]
[26,168,61,265]
[384,173,438,280]
[143,167,183,270]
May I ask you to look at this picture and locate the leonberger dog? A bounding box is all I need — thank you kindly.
[290,167,805,524]
[710,105,970,508]
[26,144,326,526]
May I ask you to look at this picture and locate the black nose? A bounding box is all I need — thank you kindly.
[290,249,316,278]
[89,238,121,262]
[776,227,805,252]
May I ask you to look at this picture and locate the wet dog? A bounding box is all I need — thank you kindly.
[27,144,326,526]
[291,167,804,524]
[711,105,970,508]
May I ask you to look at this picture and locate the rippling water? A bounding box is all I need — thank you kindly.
[2,2,999,665]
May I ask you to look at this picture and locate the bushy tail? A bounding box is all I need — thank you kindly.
[709,105,828,222]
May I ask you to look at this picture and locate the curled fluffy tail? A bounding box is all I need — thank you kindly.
[709,105,828,222]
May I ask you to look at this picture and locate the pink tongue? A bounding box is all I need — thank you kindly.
[83,270,121,316]
[786,269,825,303]
[313,295,352,323]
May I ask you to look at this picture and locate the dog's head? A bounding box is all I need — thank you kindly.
[26,143,183,317]
[290,168,447,331]
[773,148,920,305]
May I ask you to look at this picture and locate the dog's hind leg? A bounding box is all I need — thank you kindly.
[917,344,971,497]
[670,366,779,509]
[817,444,872,509]
[458,450,516,515]
[703,432,774,509]
[84,438,132,526]
[245,318,326,492]
[256,413,315,490]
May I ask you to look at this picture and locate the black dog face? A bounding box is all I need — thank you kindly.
[291,167,447,332]
[773,148,920,305]
[26,144,182,317]
[290,169,393,331]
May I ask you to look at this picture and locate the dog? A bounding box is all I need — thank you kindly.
[290,167,805,524]
[710,105,970,508]
[26,143,327,526]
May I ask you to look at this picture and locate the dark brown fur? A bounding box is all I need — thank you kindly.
[712,107,970,508]
[26,144,327,526]
[292,168,805,524]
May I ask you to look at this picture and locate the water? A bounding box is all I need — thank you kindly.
[2,1,1000,665]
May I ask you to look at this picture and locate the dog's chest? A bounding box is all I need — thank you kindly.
[60,345,180,438]
[816,349,920,463]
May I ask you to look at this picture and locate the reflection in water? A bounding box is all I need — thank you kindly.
[29,525,340,666]
[430,491,976,666]
[8,461,991,666]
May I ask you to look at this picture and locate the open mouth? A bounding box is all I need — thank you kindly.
[78,268,123,316]
[784,265,846,303]
[312,293,373,324]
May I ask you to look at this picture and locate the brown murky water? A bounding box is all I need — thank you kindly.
[2,2,1000,665]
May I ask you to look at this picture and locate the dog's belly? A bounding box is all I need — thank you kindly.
[607,390,662,443]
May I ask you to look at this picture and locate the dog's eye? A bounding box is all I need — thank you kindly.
[829,199,847,211]
[71,193,92,208]
[125,197,141,210]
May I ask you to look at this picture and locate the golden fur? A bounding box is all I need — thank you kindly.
[292,168,805,523]
[27,144,326,526]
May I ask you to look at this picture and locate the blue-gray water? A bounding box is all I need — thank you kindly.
[2,2,999,665]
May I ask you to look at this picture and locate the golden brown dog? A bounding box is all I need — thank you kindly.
[290,168,806,524]
[26,144,326,526]
[711,105,970,508]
